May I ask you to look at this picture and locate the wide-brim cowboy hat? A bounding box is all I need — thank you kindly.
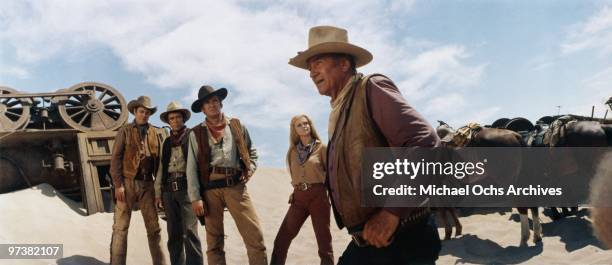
[160,101,191,124]
[128,95,157,115]
[191,85,228,113]
[289,25,373,70]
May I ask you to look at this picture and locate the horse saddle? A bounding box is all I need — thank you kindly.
[543,115,577,147]
[452,122,483,147]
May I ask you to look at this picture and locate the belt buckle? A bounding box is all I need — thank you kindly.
[226,176,235,187]
[172,181,179,192]
[299,183,308,191]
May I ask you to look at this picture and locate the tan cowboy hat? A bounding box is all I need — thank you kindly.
[191,85,228,113]
[289,25,373,70]
[127,95,157,115]
[160,101,191,124]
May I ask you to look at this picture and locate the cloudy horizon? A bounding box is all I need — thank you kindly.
[2,0,611,167]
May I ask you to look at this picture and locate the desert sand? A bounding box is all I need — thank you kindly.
[0,168,610,265]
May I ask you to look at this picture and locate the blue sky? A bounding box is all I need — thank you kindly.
[2,0,611,167]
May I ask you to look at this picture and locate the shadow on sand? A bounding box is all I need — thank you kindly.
[57,255,108,265]
[507,208,607,252]
[441,234,543,264]
[36,183,88,216]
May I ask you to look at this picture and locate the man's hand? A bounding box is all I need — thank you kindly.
[115,186,125,202]
[155,197,164,210]
[362,210,400,248]
[191,200,207,217]
[240,170,253,183]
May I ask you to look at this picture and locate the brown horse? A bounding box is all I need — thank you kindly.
[436,121,542,246]
[546,119,609,219]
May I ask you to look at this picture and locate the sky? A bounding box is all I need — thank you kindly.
[1,0,612,167]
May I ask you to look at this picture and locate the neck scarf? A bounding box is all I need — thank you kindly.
[206,114,227,142]
[137,123,149,139]
[328,74,361,139]
[296,139,316,165]
[170,126,188,146]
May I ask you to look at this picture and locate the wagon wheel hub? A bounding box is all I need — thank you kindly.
[85,98,103,112]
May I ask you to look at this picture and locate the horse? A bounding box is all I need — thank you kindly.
[436,121,542,246]
[505,116,610,219]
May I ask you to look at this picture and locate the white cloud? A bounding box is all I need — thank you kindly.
[424,93,466,116]
[563,66,612,117]
[562,5,612,55]
[394,45,485,102]
[0,66,30,79]
[0,0,486,131]
[558,5,612,118]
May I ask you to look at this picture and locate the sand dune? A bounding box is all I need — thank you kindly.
[0,168,610,264]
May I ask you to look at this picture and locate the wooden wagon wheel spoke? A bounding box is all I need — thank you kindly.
[6,100,21,108]
[0,115,15,127]
[98,88,109,100]
[69,109,87,118]
[65,99,84,106]
[104,104,121,109]
[102,96,118,104]
[5,111,21,119]
[65,105,85,110]
[7,107,23,113]
[103,109,120,118]
[78,112,91,125]
[6,110,23,117]
[97,112,116,128]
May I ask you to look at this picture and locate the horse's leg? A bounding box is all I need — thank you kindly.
[570,207,578,215]
[439,208,452,240]
[562,207,578,216]
[531,207,542,243]
[550,207,562,220]
[518,207,530,246]
[450,207,462,237]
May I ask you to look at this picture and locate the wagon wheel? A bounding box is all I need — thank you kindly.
[58,82,128,131]
[0,86,31,132]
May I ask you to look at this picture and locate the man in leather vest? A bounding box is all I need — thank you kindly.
[110,95,167,265]
[185,85,267,265]
[154,101,203,265]
[289,26,442,264]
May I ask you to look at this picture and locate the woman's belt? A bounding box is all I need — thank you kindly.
[293,182,325,191]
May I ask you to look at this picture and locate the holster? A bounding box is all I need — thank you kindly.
[197,188,208,226]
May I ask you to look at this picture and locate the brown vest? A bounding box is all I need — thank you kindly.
[192,118,251,188]
[288,141,326,185]
[121,124,161,179]
[330,74,388,229]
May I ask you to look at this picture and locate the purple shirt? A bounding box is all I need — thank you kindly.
[328,75,440,220]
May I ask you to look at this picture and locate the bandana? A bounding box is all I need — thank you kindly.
[206,114,227,142]
[170,126,188,146]
[296,139,316,165]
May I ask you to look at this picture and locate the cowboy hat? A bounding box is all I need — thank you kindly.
[191,85,228,113]
[127,95,157,115]
[289,25,373,70]
[160,101,191,124]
